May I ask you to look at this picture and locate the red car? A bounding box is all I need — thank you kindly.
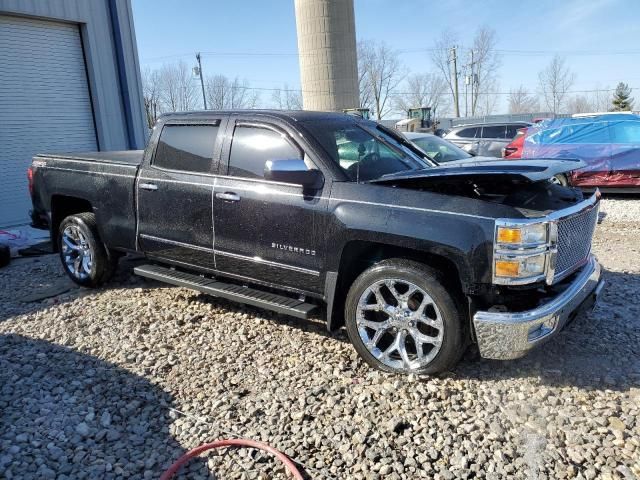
[502,127,526,159]
[502,114,640,190]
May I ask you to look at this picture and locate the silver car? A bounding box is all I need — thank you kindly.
[444,122,530,157]
[403,132,495,164]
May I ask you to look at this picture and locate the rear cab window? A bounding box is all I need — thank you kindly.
[228,124,303,179]
[153,123,220,173]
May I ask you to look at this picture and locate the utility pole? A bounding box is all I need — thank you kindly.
[464,65,469,117]
[450,46,460,117]
[469,49,475,116]
[195,53,207,110]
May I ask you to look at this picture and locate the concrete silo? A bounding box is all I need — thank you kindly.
[294,0,359,111]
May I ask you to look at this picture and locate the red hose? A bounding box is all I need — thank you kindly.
[160,438,305,480]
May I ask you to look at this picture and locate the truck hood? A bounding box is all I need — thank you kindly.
[370,158,585,185]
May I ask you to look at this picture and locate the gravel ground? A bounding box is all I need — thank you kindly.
[1,196,639,479]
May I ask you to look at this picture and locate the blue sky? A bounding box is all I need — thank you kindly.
[132,0,640,114]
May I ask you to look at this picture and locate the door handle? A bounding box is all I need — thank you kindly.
[139,183,158,191]
[215,192,240,202]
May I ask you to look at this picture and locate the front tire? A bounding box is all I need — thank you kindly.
[344,259,464,375]
[551,174,568,186]
[58,212,117,287]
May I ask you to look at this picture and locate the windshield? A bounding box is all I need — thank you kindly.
[410,135,472,162]
[301,119,431,182]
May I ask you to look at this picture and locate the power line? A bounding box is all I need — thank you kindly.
[141,47,640,63]
[173,85,632,97]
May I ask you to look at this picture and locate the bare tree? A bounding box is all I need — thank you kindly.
[430,30,459,112]
[470,27,501,115]
[357,41,374,112]
[475,78,500,116]
[357,40,404,119]
[205,75,259,110]
[508,85,539,114]
[141,67,161,128]
[567,95,593,114]
[271,84,303,110]
[431,27,500,117]
[157,61,199,112]
[394,73,450,118]
[538,55,575,114]
[589,85,613,113]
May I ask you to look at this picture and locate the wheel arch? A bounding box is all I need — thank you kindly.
[50,195,94,252]
[326,240,467,331]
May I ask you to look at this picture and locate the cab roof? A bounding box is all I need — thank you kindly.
[158,109,358,123]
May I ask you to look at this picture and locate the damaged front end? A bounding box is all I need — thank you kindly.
[370,158,587,217]
[372,158,604,360]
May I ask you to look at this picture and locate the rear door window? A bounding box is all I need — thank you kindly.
[456,127,479,138]
[228,125,302,179]
[481,125,507,139]
[154,124,219,173]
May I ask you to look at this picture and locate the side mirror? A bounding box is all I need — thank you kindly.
[264,159,324,189]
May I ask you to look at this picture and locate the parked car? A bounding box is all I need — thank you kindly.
[502,127,528,159]
[29,110,603,375]
[503,114,640,190]
[403,132,475,163]
[444,121,531,157]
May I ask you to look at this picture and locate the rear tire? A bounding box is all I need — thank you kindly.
[58,212,117,287]
[344,259,464,375]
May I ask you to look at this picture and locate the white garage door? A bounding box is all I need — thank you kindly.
[0,15,97,227]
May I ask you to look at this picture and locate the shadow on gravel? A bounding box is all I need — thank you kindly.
[455,269,640,392]
[192,292,347,343]
[0,255,172,324]
[0,334,213,479]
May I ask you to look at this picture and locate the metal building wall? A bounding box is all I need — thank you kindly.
[294,0,359,112]
[0,0,146,150]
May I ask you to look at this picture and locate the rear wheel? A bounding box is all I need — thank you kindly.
[58,212,117,287]
[344,259,464,375]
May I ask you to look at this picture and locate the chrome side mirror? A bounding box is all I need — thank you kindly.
[264,159,324,189]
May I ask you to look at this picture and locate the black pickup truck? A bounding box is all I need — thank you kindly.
[29,110,604,375]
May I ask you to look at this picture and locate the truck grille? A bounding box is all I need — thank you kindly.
[554,203,599,281]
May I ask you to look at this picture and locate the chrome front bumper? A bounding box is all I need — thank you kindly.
[473,255,604,360]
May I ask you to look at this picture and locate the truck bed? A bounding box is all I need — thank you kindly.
[35,150,144,166]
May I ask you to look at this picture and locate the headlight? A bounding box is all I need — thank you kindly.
[496,223,547,245]
[495,253,546,279]
[493,221,551,285]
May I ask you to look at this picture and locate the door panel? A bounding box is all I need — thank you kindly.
[213,177,327,292]
[213,120,327,293]
[608,119,640,186]
[137,168,215,269]
[137,120,226,269]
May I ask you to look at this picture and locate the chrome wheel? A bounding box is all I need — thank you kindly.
[61,225,93,280]
[356,279,444,370]
[550,175,563,185]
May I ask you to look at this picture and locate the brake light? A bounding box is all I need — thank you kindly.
[503,147,519,157]
[503,128,526,159]
[27,166,34,195]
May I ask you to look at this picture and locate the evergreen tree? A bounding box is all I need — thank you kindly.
[611,82,634,111]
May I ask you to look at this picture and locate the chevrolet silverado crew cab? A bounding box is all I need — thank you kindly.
[29,111,604,375]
